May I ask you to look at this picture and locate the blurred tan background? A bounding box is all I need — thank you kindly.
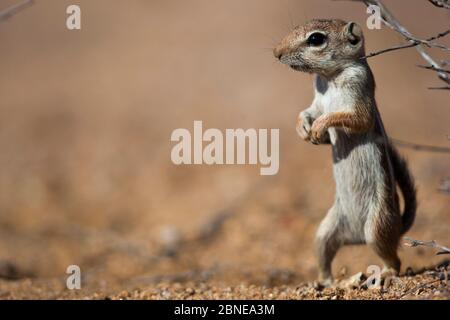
[0,0,448,293]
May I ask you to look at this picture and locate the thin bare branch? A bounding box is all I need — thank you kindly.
[428,0,450,9]
[335,0,450,88]
[428,86,450,90]
[427,29,450,41]
[404,237,450,255]
[0,0,34,23]
[392,138,450,153]
[362,30,450,59]
[418,65,450,74]
[363,42,419,59]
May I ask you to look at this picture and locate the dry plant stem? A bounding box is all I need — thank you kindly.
[392,138,450,153]
[400,278,442,299]
[428,0,450,9]
[404,237,450,255]
[363,42,423,59]
[418,65,450,74]
[0,0,34,23]
[363,30,450,59]
[334,0,450,86]
[428,86,450,90]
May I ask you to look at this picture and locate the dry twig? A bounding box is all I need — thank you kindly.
[400,278,442,299]
[418,65,450,74]
[334,0,450,88]
[404,237,450,255]
[428,86,450,90]
[392,138,450,153]
[363,29,450,59]
[0,0,34,23]
[428,0,450,9]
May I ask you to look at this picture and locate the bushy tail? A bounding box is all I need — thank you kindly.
[388,143,417,234]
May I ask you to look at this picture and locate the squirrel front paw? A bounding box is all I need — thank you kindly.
[296,113,312,141]
[310,118,329,145]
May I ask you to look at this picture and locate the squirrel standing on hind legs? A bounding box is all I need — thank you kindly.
[274,19,417,286]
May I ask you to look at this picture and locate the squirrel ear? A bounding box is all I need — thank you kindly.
[344,22,363,45]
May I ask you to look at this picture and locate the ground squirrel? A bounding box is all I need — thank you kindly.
[274,19,417,285]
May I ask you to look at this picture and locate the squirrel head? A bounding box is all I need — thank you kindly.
[274,19,366,77]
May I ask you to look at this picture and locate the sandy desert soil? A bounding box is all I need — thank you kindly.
[0,0,449,299]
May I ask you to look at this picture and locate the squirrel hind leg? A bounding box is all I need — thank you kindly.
[372,244,401,277]
[366,221,402,275]
[315,206,344,284]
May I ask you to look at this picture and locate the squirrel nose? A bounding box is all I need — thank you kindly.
[273,47,283,60]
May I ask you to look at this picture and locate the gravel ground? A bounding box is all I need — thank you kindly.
[0,0,448,301]
[0,270,448,300]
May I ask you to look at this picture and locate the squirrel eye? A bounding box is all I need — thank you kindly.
[307,33,327,46]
